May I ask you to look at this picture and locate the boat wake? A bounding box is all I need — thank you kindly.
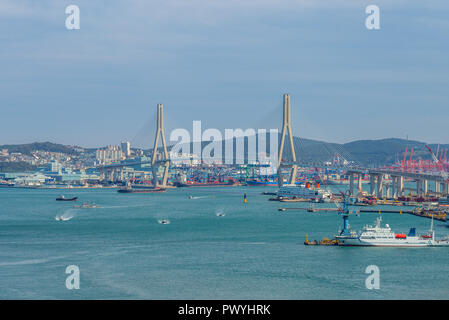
[215,208,226,217]
[188,195,211,200]
[0,255,67,267]
[55,209,75,221]
[241,242,266,245]
[100,205,145,209]
[216,211,226,217]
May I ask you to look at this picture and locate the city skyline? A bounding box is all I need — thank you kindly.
[1,0,448,147]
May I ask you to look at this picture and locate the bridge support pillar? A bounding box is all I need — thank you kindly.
[441,182,449,195]
[349,173,354,196]
[357,174,362,193]
[423,180,428,195]
[416,180,422,196]
[435,181,441,194]
[369,175,375,195]
[376,174,384,198]
[277,94,297,186]
[398,176,404,197]
[109,169,115,182]
[152,103,170,188]
[392,176,397,199]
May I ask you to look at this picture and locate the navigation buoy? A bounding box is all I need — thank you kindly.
[243,193,247,203]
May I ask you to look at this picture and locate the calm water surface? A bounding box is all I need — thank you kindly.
[0,186,448,299]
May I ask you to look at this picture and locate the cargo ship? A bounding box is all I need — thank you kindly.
[117,186,166,193]
[118,183,166,193]
[174,179,238,187]
[246,180,277,186]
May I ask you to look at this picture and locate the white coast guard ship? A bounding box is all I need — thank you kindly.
[335,215,449,247]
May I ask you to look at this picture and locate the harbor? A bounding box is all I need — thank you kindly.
[1,0,449,304]
[2,106,449,299]
[278,205,447,221]
[2,185,449,299]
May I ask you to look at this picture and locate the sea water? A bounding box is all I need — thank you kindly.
[0,187,448,299]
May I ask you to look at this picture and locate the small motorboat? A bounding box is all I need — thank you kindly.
[158,219,170,225]
[56,195,78,201]
[73,201,99,209]
[55,216,72,221]
[216,213,226,217]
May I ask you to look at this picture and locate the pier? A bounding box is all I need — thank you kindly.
[278,205,447,221]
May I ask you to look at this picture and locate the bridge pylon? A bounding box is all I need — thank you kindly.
[277,93,297,186]
[151,103,170,187]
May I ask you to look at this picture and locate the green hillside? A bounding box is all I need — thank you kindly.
[0,142,77,155]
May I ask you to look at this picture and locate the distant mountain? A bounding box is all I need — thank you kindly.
[2,137,445,167]
[0,142,78,155]
[342,138,441,167]
[164,135,445,167]
[275,136,447,167]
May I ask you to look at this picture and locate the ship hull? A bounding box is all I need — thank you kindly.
[246,181,277,186]
[56,197,78,201]
[0,183,14,188]
[118,186,166,193]
[117,189,165,193]
[175,181,237,187]
[336,237,433,247]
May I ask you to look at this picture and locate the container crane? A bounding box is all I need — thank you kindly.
[425,145,448,180]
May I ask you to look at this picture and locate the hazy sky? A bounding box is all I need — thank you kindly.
[0,0,448,148]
